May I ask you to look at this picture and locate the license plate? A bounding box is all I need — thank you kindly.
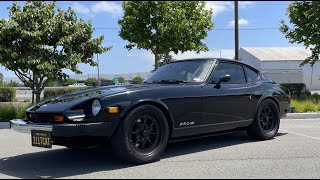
[31,130,52,148]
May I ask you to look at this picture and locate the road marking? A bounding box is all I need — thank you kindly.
[280,129,320,141]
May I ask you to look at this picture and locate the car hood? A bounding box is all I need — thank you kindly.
[27,84,155,113]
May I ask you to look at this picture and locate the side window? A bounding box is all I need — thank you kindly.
[210,62,246,84]
[244,66,260,82]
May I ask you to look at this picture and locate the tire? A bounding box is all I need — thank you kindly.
[247,99,280,140]
[111,105,169,164]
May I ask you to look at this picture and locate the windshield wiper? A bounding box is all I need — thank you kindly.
[152,79,188,84]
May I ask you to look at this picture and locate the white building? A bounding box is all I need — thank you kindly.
[239,47,320,90]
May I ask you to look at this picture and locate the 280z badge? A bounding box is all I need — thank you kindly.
[180,122,195,127]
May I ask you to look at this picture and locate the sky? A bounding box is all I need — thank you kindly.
[0,1,300,78]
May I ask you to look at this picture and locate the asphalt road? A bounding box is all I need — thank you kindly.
[0,119,320,179]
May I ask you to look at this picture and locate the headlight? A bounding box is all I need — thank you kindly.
[66,109,85,121]
[91,99,101,117]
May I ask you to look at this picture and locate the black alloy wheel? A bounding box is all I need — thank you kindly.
[111,105,169,164]
[247,99,280,140]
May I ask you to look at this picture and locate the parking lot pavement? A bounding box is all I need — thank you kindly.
[0,119,319,179]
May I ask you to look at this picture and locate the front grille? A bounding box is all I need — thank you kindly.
[28,113,60,123]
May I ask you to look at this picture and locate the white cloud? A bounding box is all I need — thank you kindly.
[91,1,123,17]
[228,18,249,27]
[239,1,255,8]
[205,1,255,17]
[72,2,91,15]
[205,1,233,17]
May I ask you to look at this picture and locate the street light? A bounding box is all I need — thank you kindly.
[211,48,222,58]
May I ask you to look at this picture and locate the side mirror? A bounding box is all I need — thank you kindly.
[214,74,231,88]
[218,74,231,84]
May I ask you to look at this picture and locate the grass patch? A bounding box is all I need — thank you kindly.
[290,100,318,113]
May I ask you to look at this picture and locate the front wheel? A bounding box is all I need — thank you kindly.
[247,99,280,140]
[111,105,169,164]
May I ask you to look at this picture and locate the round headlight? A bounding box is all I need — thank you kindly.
[91,99,101,116]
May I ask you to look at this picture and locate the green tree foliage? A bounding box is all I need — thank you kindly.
[85,78,98,87]
[100,78,114,86]
[5,80,20,87]
[0,73,3,86]
[0,1,111,103]
[280,1,320,66]
[62,78,77,86]
[118,1,214,70]
[131,77,144,84]
[119,77,125,84]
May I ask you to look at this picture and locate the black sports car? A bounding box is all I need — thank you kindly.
[11,58,293,164]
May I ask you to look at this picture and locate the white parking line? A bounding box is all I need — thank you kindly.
[280,129,320,141]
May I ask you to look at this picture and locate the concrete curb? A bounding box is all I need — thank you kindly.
[0,122,10,129]
[283,113,320,119]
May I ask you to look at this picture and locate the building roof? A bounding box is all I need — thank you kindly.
[240,47,312,61]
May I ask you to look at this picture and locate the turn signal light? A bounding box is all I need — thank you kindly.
[108,107,119,114]
[54,116,65,122]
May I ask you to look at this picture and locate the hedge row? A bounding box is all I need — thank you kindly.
[0,87,16,102]
[43,87,92,99]
[280,83,310,96]
[0,103,31,121]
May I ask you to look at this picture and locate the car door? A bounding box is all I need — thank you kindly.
[200,61,254,133]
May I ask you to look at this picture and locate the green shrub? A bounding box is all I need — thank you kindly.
[0,104,16,120]
[280,83,310,96]
[0,103,31,121]
[44,87,92,99]
[311,93,320,102]
[290,100,318,113]
[0,87,16,102]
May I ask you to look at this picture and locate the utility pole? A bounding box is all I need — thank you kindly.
[97,54,100,86]
[234,0,239,61]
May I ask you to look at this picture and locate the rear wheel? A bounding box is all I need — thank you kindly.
[247,99,280,140]
[111,105,169,164]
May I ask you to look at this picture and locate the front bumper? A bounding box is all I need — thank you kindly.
[10,119,114,137]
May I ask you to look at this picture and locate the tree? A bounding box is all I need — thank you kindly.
[0,73,3,86]
[280,1,320,66]
[118,1,214,71]
[119,77,125,84]
[85,78,98,87]
[5,80,20,87]
[131,76,144,84]
[0,1,111,103]
[62,78,77,86]
[100,78,114,86]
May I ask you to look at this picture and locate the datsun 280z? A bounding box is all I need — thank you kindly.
[11,58,293,164]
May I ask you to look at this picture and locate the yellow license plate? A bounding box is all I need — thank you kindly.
[31,130,52,148]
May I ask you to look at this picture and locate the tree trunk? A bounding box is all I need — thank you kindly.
[35,87,42,104]
[35,92,41,104]
[32,90,35,105]
[154,52,159,71]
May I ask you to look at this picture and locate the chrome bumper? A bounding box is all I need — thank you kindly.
[10,119,53,134]
[10,119,114,137]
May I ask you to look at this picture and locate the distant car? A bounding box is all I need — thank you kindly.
[11,58,293,164]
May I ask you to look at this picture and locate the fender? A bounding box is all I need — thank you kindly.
[119,99,175,136]
[256,94,280,113]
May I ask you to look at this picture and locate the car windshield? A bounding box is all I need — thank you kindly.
[144,60,214,84]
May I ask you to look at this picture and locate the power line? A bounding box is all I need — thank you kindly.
[94,27,280,31]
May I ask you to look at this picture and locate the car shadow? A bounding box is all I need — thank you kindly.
[0,132,287,179]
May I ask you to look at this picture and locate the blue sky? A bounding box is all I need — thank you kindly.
[0,1,299,78]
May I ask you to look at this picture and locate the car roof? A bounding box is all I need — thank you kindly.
[172,58,259,72]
